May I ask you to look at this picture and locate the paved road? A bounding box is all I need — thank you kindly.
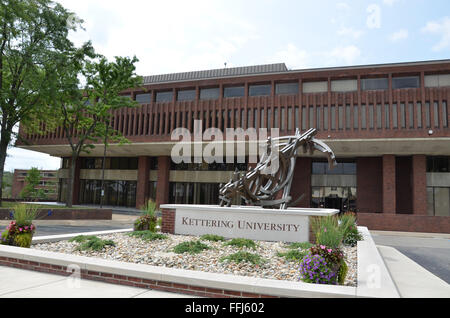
[371,231,450,284]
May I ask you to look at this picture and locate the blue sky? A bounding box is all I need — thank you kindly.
[6,0,450,172]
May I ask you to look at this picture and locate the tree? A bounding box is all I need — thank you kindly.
[0,0,83,206]
[48,54,142,207]
[19,167,46,201]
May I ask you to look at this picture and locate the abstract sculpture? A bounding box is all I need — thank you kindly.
[219,128,337,209]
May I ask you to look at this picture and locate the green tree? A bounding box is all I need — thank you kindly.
[19,167,45,200]
[48,54,142,207]
[0,0,83,206]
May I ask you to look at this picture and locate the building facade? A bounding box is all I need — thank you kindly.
[16,60,450,232]
[11,169,58,200]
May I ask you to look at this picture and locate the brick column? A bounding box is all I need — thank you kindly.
[290,157,312,208]
[382,155,396,214]
[136,156,150,209]
[412,155,427,215]
[156,156,171,207]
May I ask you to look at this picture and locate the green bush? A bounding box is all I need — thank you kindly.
[338,260,348,285]
[134,200,158,232]
[224,238,256,249]
[220,251,265,265]
[339,213,363,247]
[200,234,226,242]
[69,235,115,251]
[127,231,168,241]
[277,249,307,261]
[173,241,210,254]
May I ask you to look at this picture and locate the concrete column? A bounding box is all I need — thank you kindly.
[412,154,427,215]
[156,156,171,207]
[290,157,312,208]
[136,156,150,209]
[382,155,396,214]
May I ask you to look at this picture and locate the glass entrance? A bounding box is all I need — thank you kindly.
[311,186,357,213]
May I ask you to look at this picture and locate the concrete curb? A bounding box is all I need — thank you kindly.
[31,229,134,244]
[0,226,399,298]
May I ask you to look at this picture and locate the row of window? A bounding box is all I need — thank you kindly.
[427,157,450,173]
[61,157,159,170]
[129,74,450,104]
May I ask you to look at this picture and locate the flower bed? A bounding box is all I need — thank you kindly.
[31,232,359,286]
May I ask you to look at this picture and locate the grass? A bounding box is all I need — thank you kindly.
[276,249,308,261]
[200,234,226,242]
[173,240,210,254]
[286,242,313,250]
[223,238,257,249]
[69,235,115,251]
[220,251,265,265]
[127,231,168,241]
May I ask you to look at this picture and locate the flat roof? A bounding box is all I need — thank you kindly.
[141,59,450,85]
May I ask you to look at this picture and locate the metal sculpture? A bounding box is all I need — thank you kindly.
[219,128,337,209]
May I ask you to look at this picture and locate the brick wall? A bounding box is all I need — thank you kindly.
[357,213,450,233]
[357,157,382,213]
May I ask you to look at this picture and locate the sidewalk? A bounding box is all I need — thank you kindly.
[0,266,195,298]
[377,245,450,298]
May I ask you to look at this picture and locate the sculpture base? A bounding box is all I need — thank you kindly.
[160,204,339,243]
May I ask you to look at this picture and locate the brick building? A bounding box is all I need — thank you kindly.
[16,60,450,232]
[11,169,58,200]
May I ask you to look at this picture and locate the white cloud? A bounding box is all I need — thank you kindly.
[270,43,309,70]
[389,29,409,42]
[421,17,450,51]
[336,2,351,11]
[366,4,381,29]
[383,0,398,6]
[337,27,364,39]
[327,45,361,65]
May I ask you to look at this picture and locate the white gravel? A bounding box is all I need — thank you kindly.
[32,233,358,286]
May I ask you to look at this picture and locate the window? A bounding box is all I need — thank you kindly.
[135,93,152,104]
[417,102,422,128]
[400,103,406,128]
[302,81,327,93]
[353,105,358,129]
[224,86,245,98]
[361,104,366,129]
[177,89,196,101]
[249,84,271,96]
[275,82,298,95]
[443,101,448,128]
[361,78,388,91]
[312,161,356,175]
[427,156,450,172]
[392,103,398,128]
[424,74,450,88]
[376,104,382,129]
[392,76,420,89]
[200,87,220,100]
[331,79,357,92]
[331,106,336,130]
[156,91,173,102]
[434,102,440,128]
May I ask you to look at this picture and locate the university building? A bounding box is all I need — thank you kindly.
[16,60,450,233]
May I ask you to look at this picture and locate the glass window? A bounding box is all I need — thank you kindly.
[443,101,448,128]
[275,82,298,95]
[361,104,366,129]
[400,103,406,128]
[135,93,152,104]
[417,102,422,128]
[392,103,398,128]
[434,102,440,128]
[425,102,431,128]
[427,156,450,172]
[316,107,321,130]
[385,104,390,128]
[312,161,356,175]
[249,84,271,96]
[177,89,196,101]
[200,87,220,100]
[361,78,388,91]
[224,86,245,98]
[338,105,343,130]
[331,106,336,130]
[392,76,420,89]
[408,103,414,128]
[353,105,358,129]
[376,104,382,129]
[156,91,173,102]
[324,106,328,130]
[302,107,307,130]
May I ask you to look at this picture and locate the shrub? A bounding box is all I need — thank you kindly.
[299,254,338,284]
[310,215,344,248]
[338,260,348,285]
[69,235,115,251]
[339,212,363,247]
[200,234,226,242]
[224,238,256,249]
[134,200,158,232]
[308,244,347,284]
[342,230,363,247]
[277,249,307,261]
[1,204,38,248]
[220,251,265,265]
[127,231,167,241]
[173,241,209,254]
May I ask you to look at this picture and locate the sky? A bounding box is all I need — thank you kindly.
[5,0,450,172]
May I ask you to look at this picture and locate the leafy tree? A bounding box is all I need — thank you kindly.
[19,167,46,200]
[0,0,83,206]
[47,53,142,207]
